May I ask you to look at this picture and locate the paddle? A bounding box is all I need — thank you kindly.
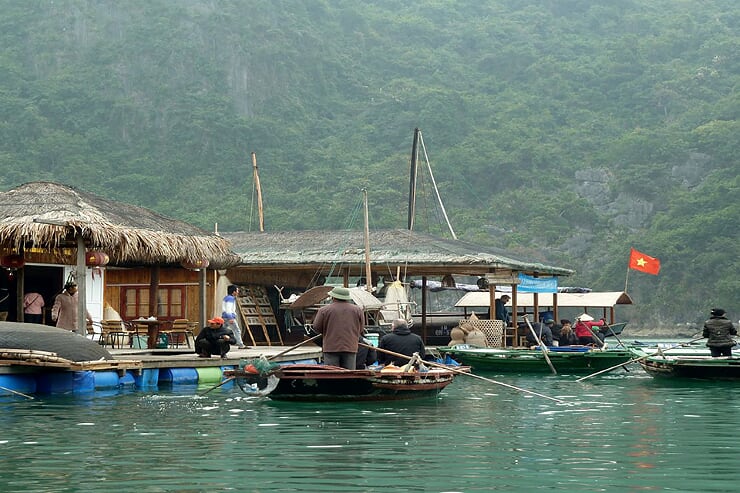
[199,334,322,396]
[576,336,706,382]
[522,314,557,375]
[602,321,626,348]
[360,343,568,404]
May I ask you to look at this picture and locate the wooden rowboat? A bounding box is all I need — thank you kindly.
[225,363,459,402]
[634,348,740,380]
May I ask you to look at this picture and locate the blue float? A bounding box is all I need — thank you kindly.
[0,374,37,395]
[36,372,75,394]
[134,368,159,388]
[93,371,121,389]
[159,367,198,385]
[119,371,136,387]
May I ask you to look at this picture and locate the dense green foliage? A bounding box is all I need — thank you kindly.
[1,0,737,326]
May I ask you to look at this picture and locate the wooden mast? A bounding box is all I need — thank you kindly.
[407,127,420,230]
[251,152,264,232]
[362,188,372,292]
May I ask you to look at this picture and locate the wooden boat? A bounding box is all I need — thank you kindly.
[438,344,634,374]
[226,363,459,402]
[631,346,740,379]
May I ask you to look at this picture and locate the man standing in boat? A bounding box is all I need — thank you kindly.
[311,286,364,370]
[702,308,737,357]
[495,295,511,326]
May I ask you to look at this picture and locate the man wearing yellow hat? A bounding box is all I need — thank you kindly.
[312,287,364,369]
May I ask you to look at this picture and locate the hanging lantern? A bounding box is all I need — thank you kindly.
[0,254,24,269]
[85,251,110,267]
[181,259,209,270]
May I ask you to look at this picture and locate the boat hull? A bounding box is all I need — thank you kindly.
[231,364,457,402]
[439,346,633,373]
[639,356,740,380]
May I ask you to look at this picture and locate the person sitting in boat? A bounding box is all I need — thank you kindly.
[524,321,554,347]
[558,319,578,346]
[194,317,235,358]
[702,308,737,357]
[378,319,426,366]
[574,314,605,347]
[544,318,561,343]
[356,334,378,369]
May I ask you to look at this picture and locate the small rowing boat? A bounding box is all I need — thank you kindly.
[438,344,634,374]
[629,345,740,379]
[225,363,460,402]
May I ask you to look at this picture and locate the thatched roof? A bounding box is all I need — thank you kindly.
[0,182,238,267]
[222,229,573,277]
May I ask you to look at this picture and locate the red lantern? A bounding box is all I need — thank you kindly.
[181,259,209,270]
[85,251,110,267]
[0,254,25,269]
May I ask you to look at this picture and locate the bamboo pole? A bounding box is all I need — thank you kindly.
[251,152,264,232]
[523,314,557,375]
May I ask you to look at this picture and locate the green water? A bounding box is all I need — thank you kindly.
[2,369,739,492]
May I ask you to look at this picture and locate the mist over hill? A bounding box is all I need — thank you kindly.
[0,0,737,329]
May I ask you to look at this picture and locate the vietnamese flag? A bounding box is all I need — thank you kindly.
[629,248,661,275]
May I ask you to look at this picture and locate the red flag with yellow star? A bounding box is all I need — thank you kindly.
[629,248,660,275]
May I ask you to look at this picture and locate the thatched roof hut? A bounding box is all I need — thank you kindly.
[222,229,573,287]
[0,182,237,267]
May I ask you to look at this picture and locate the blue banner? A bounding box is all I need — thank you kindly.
[517,273,558,293]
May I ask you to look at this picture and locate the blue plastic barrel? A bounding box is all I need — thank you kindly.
[93,371,121,389]
[0,374,37,395]
[36,372,75,394]
[134,368,159,388]
[159,367,198,385]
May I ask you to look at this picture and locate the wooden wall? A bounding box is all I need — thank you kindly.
[104,267,212,322]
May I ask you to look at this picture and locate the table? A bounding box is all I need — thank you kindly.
[132,318,168,349]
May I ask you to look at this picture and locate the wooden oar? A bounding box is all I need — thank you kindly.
[360,343,567,404]
[576,336,706,382]
[602,322,626,348]
[199,334,323,396]
[0,385,34,400]
[522,315,557,375]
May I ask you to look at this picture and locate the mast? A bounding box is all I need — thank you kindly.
[251,152,264,232]
[407,128,420,230]
[363,188,372,292]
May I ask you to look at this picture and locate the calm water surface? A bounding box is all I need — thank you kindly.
[2,369,740,492]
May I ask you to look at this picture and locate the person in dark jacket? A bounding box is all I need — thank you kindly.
[355,334,378,369]
[378,319,425,365]
[702,308,737,357]
[524,321,553,347]
[195,317,235,358]
[558,320,578,346]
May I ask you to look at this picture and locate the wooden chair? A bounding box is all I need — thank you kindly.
[87,321,103,344]
[100,320,132,348]
[166,319,193,348]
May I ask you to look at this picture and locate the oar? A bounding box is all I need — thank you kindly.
[0,385,34,400]
[576,336,705,382]
[360,343,568,404]
[199,334,323,396]
[523,315,557,375]
[602,321,626,348]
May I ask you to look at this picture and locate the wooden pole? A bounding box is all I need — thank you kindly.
[251,152,264,232]
[360,343,567,404]
[576,336,705,382]
[76,234,87,336]
[362,189,372,293]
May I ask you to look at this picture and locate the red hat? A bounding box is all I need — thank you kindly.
[208,316,225,325]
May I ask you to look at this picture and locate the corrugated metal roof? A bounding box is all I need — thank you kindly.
[455,291,633,308]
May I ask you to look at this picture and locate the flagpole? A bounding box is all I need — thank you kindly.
[624,266,630,293]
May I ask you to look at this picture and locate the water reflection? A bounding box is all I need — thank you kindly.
[4,371,740,491]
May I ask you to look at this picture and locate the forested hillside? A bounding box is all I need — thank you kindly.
[0,0,737,327]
